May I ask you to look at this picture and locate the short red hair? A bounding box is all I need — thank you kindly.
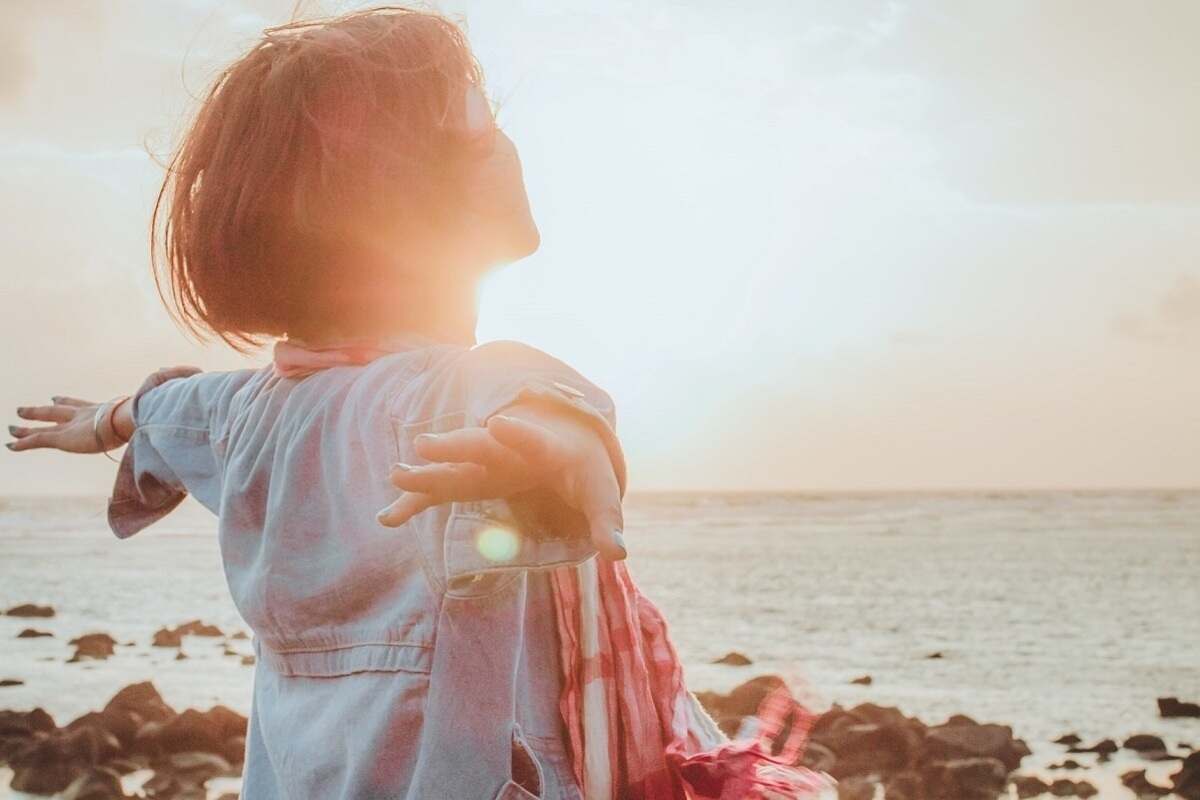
[152,7,490,352]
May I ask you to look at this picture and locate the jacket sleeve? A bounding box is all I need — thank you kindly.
[107,367,256,539]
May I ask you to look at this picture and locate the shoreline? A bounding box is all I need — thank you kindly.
[3,609,1197,799]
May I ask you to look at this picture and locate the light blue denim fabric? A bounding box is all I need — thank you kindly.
[107,336,625,800]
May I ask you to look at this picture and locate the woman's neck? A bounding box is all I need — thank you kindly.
[296,275,480,348]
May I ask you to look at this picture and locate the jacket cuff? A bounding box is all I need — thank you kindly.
[105,370,192,539]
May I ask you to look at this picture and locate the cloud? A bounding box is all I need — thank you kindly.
[859,1,1200,205]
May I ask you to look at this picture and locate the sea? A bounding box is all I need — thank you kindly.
[1,490,1197,798]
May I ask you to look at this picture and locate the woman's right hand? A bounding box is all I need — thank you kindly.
[7,366,202,454]
[7,396,118,453]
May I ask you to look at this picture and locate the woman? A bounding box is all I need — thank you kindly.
[7,8,825,799]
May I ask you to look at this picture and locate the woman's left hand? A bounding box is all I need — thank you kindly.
[377,408,627,560]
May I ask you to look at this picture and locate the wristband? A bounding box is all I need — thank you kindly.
[93,396,131,464]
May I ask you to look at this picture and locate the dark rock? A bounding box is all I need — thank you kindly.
[153,627,184,647]
[798,741,836,773]
[712,651,752,666]
[1049,778,1080,796]
[240,655,256,666]
[0,707,56,737]
[105,757,144,775]
[176,620,223,638]
[161,750,234,782]
[6,603,55,617]
[175,651,188,661]
[694,674,786,736]
[835,775,877,800]
[17,628,53,638]
[68,710,139,749]
[1121,768,1171,798]
[923,756,1007,800]
[9,725,122,794]
[1011,774,1051,798]
[1160,697,1200,718]
[849,675,872,686]
[1044,777,1099,797]
[1054,733,1082,746]
[925,651,944,659]
[68,633,117,662]
[822,721,920,777]
[141,770,204,799]
[1171,751,1200,799]
[1125,734,1167,753]
[230,631,249,640]
[924,722,1029,771]
[132,721,167,759]
[0,707,57,763]
[945,714,978,727]
[1049,758,1084,769]
[105,681,176,724]
[883,770,923,800]
[61,765,128,800]
[1067,738,1117,756]
[156,706,248,763]
[0,678,24,687]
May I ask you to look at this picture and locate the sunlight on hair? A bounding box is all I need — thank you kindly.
[476,526,520,563]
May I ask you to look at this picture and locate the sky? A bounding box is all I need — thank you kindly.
[1,0,1197,494]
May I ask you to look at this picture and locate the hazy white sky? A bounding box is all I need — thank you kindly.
[2,0,1197,494]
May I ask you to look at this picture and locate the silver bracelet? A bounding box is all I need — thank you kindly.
[92,398,127,464]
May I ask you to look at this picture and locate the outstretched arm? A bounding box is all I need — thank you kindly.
[377,398,628,561]
[6,367,201,454]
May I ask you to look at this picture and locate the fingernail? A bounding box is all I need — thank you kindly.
[415,433,439,442]
[5,442,14,450]
[612,530,627,559]
[392,462,413,472]
[7,425,16,435]
[50,397,60,404]
[376,508,391,524]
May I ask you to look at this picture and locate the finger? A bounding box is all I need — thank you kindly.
[7,431,59,452]
[486,414,571,469]
[578,472,627,561]
[50,397,91,408]
[16,405,75,423]
[376,492,438,527]
[9,424,62,438]
[414,428,519,469]
[388,462,489,495]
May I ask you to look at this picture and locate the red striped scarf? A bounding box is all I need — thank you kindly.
[552,557,829,800]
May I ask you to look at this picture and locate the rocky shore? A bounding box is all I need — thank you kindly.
[3,610,1198,799]
[1,682,242,800]
[695,672,1199,800]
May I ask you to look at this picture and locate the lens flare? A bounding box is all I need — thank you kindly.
[476,526,519,563]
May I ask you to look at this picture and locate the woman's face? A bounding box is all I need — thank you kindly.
[460,86,540,267]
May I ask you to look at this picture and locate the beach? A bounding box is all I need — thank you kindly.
[1,490,1197,798]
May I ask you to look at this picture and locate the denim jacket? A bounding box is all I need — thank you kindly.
[107,336,625,800]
